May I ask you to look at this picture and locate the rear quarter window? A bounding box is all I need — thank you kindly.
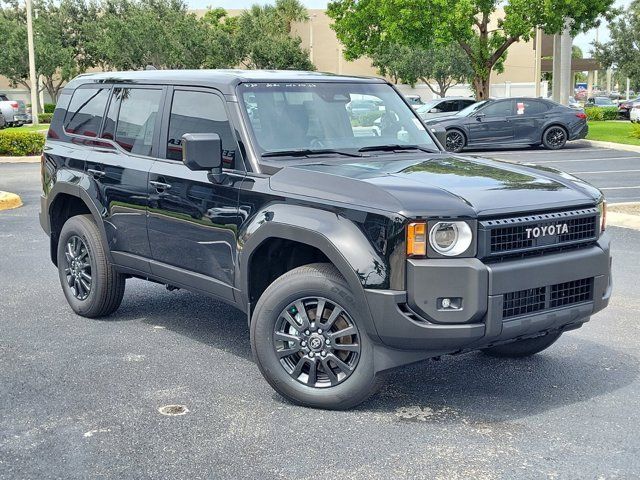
[64,86,110,137]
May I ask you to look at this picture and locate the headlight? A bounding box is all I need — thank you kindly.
[429,221,473,256]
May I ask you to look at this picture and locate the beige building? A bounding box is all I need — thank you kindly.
[0,8,545,104]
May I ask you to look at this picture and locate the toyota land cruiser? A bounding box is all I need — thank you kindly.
[40,70,611,409]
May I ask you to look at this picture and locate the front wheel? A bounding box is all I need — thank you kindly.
[445,129,466,153]
[542,126,567,150]
[481,331,562,358]
[250,263,379,410]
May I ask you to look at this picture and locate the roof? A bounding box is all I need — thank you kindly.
[65,69,387,94]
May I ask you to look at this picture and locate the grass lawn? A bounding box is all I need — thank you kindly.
[586,121,640,146]
[3,124,48,134]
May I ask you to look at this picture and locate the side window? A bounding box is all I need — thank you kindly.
[115,88,162,156]
[440,100,459,112]
[166,90,238,168]
[64,87,110,137]
[481,100,513,117]
[516,100,549,116]
[459,100,475,110]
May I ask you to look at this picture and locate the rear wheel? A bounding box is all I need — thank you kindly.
[445,129,466,153]
[57,214,125,318]
[250,263,379,410]
[481,331,562,358]
[542,126,567,150]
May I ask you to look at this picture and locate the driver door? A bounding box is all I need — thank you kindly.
[467,99,515,145]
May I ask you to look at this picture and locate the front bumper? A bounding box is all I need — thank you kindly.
[365,233,612,352]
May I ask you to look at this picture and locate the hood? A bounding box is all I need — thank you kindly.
[269,153,602,218]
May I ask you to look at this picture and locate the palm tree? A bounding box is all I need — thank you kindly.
[274,0,309,33]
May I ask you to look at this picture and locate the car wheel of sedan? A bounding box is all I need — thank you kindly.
[542,126,567,150]
[250,263,380,410]
[445,129,466,153]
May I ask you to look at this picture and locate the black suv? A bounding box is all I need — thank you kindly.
[40,70,611,409]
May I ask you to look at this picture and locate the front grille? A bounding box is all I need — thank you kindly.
[480,207,599,259]
[502,277,594,319]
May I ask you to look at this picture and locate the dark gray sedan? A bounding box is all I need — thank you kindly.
[425,98,588,152]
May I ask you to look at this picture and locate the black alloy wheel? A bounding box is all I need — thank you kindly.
[63,235,93,300]
[274,297,361,388]
[543,126,567,149]
[445,130,465,152]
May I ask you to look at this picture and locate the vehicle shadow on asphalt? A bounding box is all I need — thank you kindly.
[113,281,637,422]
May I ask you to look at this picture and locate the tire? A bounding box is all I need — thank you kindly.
[481,331,562,358]
[542,125,568,150]
[57,214,125,318]
[250,263,380,410]
[445,129,466,153]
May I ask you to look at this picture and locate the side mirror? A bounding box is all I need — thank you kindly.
[475,113,485,121]
[182,133,225,182]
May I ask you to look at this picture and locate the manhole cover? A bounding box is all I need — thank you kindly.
[158,404,189,416]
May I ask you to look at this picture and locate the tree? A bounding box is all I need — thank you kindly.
[327,0,613,99]
[372,43,473,97]
[234,2,314,70]
[593,1,640,90]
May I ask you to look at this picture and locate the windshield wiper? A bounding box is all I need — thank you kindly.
[358,144,438,153]
[262,148,363,158]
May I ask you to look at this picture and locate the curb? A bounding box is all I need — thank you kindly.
[0,191,23,211]
[0,155,41,164]
[581,139,640,153]
[608,202,640,231]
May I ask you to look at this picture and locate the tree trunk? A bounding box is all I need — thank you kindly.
[473,76,491,100]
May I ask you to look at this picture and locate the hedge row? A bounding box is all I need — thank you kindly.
[585,106,619,121]
[44,103,56,114]
[38,113,53,123]
[0,130,45,156]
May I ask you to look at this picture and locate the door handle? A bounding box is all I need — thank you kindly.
[88,168,106,178]
[150,180,172,191]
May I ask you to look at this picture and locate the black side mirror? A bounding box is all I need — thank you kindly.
[475,113,485,121]
[182,133,225,183]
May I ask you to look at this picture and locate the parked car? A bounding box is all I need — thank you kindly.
[630,104,640,123]
[414,97,476,120]
[346,99,383,117]
[425,97,588,152]
[568,96,581,109]
[0,94,29,126]
[41,70,611,409]
[404,94,423,106]
[586,96,616,107]
[617,97,640,119]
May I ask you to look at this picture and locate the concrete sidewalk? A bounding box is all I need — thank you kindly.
[0,155,40,163]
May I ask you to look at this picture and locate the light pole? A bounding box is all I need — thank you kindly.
[26,0,39,126]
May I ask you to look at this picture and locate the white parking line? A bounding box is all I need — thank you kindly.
[600,186,640,190]
[574,169,640,174]
[523,156,640,164]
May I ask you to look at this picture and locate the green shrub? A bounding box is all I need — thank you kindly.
[585,107,604,121]
[38,113,53,124]
[43,103,56,113]
[0,130,45,156]
[630,123,640,139]
[351,111,384,127]
[602,106,619,120]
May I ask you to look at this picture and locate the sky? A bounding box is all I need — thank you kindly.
[193,0,631,58]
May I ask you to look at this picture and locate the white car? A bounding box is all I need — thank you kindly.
[630,103,640,123]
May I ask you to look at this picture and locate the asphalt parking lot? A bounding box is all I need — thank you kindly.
[473,140,640,203]
[1,148,639,478]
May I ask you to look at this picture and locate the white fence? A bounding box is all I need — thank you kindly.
[395,81,550,100]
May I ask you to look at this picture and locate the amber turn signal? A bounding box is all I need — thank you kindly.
[407,222,427,256]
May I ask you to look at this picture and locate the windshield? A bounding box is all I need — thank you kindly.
[456,100,490,116]
[238,82,438,157]
[414,100,441,113]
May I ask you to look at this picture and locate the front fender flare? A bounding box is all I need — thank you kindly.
[237,204,387,342]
